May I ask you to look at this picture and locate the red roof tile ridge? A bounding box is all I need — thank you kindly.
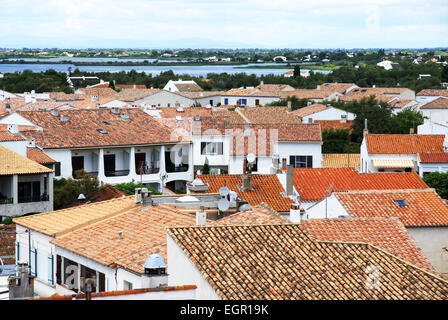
[334,188,434,195]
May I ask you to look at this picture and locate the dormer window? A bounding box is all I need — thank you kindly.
[393,199,407,207]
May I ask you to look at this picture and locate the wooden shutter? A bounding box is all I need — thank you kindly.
[30,248,37,276]
[307,156,313,168]
[201,142,206,155]
[289,156,295,168]
[217,142,223,155]
[48,254,54,284]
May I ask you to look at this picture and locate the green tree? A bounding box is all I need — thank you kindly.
[202,162,210,174]
[392,107,426,134]
[441,65,448,82]
[423,172,448,199]
[293,65,301,78]
[322,129,351,153]
[114,182,162,195]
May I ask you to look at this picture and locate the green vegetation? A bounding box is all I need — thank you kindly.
[0,69,72,93]
[423,172,448,199]
[53,169,99,210]
[114,182,162,195]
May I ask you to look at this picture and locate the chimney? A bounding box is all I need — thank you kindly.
[141,254,168,289]
[372,84,376,88]
[260,80,264,86]
[286,164,293,196]
[111,107,120,114]
[212,105,218,112]
[363,119,368,136]
[317,85,321,90]
[91,95,98,102]
[307,101,312,106]
[326,104,331,108]
[7,124,19,135]
[8,263,35,300]
[60,114,68,122]
[287,100,292,112]
[118,231,123,240]
[341,114,347,123]
[194,114,200,121]
[133,84,136,89]
[289,203,303,223]
[241,172,253,191]
[196,206,207,226]
[410,127,414,134]
[140,188,153,210]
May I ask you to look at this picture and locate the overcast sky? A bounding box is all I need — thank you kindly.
[1,0,447,49]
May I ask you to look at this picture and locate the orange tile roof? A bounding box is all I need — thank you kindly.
[167,224,448,299]
[320,83,357,94]
[222,88,281,97]
[254,84,294,92]
[26,147,56,164]
[315,120,353,131]
[0,145,53,176]
[51,204,197,273]
[66,185,127,208]
[0,97,27,112]
[71,96,117,109]
[281,89,334,99]
[177,91,224,99]
[339,87,409,102]
[18,109,178,149]
[292,168,428,201]
[211,203,288,225]
[235,106,301,124]
[113,88,160,102]
[365,134,445,154]
[47,92,84,101]
[322,154,360,169]
[0,224,15,265]
[115,84,147,89]
[0,131,26,142]
[334,189,448,227]
[420,97,448,109]
[388,99,414,109]
[159,107,231,119]
[294,104,327,117]
[197,174,292,212]
[301,217,433,270]
[76,87,117,97]
[418,152,448,163]
[417,89,448,97]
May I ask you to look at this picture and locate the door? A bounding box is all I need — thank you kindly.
[135,153,146,174]
[71,156,84,177]
[104,154,116,176]
[165,151,175,172]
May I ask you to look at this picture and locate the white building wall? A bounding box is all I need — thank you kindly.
[301,107,356,122]
[221,96,281,107]
[277,142,322,168]
[303,195,349,220]
[167,234,221,300]
[136,90,195,108]
[0,113,37,127]
[44,149,72,178]
[416,96,439,104]
[421,109,448,125]
[0,140,29,157]
[195,95,221,107]
[407,227,448,275]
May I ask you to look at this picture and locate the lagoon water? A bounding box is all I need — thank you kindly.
[0,59,330,77]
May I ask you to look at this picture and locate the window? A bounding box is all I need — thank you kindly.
[30,248,37,277]
[393,199,407,207]
[224,98,229,105]
[209,99,213,106]
[123,280,133,290]
[48,254,54,285]
[167,103,171,107]
[245,156,258,172]
[290,155,313,168]
[55,162,61,176]
[255,99,260,105]
[201,142,223,155]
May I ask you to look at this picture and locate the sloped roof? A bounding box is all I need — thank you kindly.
[322,154,360,169]
[320,83,357,94]
[254,84,294,92]
[13,196,136,237]
[51,204,197,274]
[235,107,301,124]
[417,89,448,97]
[66,185,128,208]
[71,96,117,109]
[365,134,445,154]
[113,88,160,102]
[197,174,292,212]
[18,109,177,149]
[294,104,327,117]
[0,145,53,176]
[176,91,223,99]
[115,84,147,89]
[0,224,15,265]
[334,189,448,227]
[172,81,203,92]
[0,131,26,142]
[292,168,428,201]
[420,97,448,109]
[339,87,410,102]
[314,120,353,132]
[26,147,56,164]
[210,204,288,225]
[418,152,448,163]
[76,87,117,97]
[301,217,433,270]
[167,224,448,299]
[222,88,281,97]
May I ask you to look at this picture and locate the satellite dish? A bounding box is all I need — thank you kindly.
[218,198,230,212]
[219,186,230,197]
[246,153,256,164]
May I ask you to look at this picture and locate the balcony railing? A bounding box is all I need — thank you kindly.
[18,194,49,203]
[136,167,160,175]
[105,170,130,177]
[167,165,189,173]
[0,198,13,205]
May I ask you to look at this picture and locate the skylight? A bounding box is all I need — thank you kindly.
[102,121,111,125]
[393,199,407,207]
[97,129,108,134]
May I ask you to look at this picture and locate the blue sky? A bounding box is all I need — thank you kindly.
[0,0,447,49]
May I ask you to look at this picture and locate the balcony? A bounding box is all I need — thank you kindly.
[105,169,130,177]
[0,198,13,205]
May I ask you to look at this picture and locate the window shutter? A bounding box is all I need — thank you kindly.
[218,142,223,155]
[48,254,54,284]
[16,242,19,262]
[201,142,206,155]
[30,248,37,277]
[289,156,295,168]
[307,156,313,168]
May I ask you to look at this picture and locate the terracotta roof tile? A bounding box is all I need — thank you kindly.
[0,131,26,142]
[76,87,117,97]
[236,107,301,124]
[167,224,448,299]
[159,107,231,119]
[417,89,448,97]
[113,88,160,102]
[322,154,360,169]
[210,204,288,225]
[315,120,353,131]
[254,84,294,92]
[51,204,197,273]
[115,84,147,89]
[223,88,281,97]
[293,104,327,117]
[365,134,445,154]
[0,224,15,265]
[418,152,448,163]
[26,147,56,164]
[293,168,428,201]
[177,91,223,99]
[420,97,448,109]
[301,217,434,270]
[66,185,128,208]
[18,109,178,149]
[197,174,293,212]
[71,96,118,109]
[172,82,203,92]
[334,189,448,227]
[339,87,410,102]
[0,145,53,176]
